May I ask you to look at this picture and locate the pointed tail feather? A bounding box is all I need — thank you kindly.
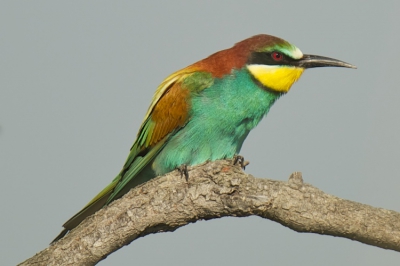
[50,136,169,244]
[50,175,120,244]
[51,228,69,244]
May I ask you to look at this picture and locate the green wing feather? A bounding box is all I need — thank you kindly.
[51,69,196,243]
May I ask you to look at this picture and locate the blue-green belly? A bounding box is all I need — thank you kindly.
[152,68,281,175]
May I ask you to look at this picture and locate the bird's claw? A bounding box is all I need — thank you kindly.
[233,155,249,169]
[178,164,189,181]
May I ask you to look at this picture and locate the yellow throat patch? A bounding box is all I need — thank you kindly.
[247,65,304,93]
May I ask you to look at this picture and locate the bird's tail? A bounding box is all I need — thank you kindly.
[50,175,121,244]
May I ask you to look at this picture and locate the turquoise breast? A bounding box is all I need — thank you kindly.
[152,68,281,175]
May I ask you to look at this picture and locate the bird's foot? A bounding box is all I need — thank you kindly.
[233,155,249,170]
[177,164,189,181]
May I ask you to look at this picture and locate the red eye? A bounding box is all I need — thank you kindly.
[271,52,284,61]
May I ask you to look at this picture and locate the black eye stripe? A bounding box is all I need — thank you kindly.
[248,51,298,66]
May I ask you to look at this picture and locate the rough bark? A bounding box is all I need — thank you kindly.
[19,159,400,266]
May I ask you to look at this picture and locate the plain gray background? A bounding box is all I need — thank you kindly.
[1,1,399,265]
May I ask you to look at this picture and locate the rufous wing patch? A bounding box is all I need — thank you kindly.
[148,82,190,146]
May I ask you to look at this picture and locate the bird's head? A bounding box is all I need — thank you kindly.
[194,34,356,94]
[243,34,356,93]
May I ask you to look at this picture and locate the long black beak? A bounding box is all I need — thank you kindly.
[298,54,357,69]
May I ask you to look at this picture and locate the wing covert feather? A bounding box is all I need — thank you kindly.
[54,63,216,242]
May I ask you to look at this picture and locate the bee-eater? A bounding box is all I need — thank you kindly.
[52,34,355,243]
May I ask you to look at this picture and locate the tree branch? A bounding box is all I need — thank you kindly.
[19,160,400,266]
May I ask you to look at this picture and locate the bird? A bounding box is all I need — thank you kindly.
[51,34,356,243]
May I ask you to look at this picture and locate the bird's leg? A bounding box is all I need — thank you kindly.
[177,164,189,181]
[233,154,249,170]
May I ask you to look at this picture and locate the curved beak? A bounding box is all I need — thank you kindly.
[298,54,357,69]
